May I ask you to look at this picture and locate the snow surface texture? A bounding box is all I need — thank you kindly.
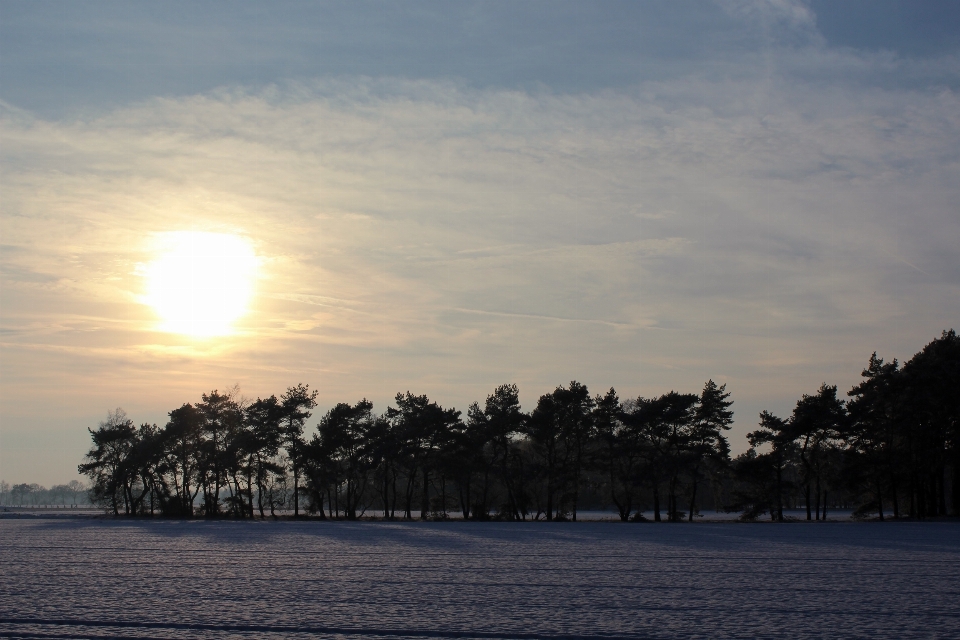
[1,520,957,639]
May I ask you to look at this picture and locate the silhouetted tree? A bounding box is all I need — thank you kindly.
[556,381,595,521]
[593,388,642,521]
[367,415,401,519]
[76,331,956,522]
[280,384,318,517]
[846,354,902,519]
[160,403,203,516]
[471,384,527,520]
[387,392,461,519]
[444,409,488,520]
[528,392,567,521]
[11,483,33,507]
[734,411,796,521]
[313,399,377,519]
[195,390,243,516]
[79,409,137,515]
[619,391,699,522]
[244,396,285,518]
[895,330,959,517]
[620,396,668,521]
[686,380,733,521]
[790,384,846,520]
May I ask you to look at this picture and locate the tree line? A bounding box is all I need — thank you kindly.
[79,330,957,521]
[0,480,88,507]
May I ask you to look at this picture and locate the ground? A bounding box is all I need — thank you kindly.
[1,517,957,639]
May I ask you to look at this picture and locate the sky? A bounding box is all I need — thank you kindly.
[1,1,958,485]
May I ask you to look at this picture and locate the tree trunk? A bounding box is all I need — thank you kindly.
[572,461,580,523]
[257,475,265,518]
[498,442,518,521]
[293,467,299,517]
[667,474,677,522]
[918,476,927,519]
[815,476,821,521]
[214,431,221,517]
[247,464,255,519]
[404,470,416,520]
[440,476,447,519]
[937,467,946,517]
[459,483,470,520]
[653,484,661,522]
[421,468,430,520]
[952,459,960,517]
[776,464,783,522]
[546,468,554,522]
[877,477,884,521]
[379,475,386,519]
[390,471,397,519]
[688,478,698,522]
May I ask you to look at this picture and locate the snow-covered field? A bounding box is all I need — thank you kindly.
[1,518,957,639]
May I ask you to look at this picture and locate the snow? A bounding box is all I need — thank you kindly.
[1,518,957,639]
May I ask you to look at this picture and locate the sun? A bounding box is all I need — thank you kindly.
[144,231,258,337]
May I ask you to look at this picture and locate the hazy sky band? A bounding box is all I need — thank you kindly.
[1,1,958,484]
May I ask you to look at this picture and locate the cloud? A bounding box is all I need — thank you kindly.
[718,0,819,36]
[2,34,959,482]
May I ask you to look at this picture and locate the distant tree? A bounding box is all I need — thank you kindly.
[67,480,86,506]
[48,484,64,506]
[11,483,32,507]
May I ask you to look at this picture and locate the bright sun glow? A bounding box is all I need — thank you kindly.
[144,231,258,337]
